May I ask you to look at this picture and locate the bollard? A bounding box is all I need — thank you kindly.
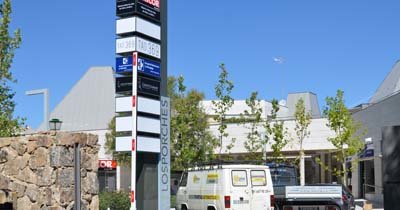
[363,201,372,210]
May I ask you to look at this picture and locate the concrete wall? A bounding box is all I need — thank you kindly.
[209,118,336,154]
[0,132,99,209]
[351,92,400,201]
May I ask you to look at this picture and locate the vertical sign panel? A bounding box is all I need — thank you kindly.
[158,96,170,210]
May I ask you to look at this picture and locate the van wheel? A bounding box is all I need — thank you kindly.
[181,205,188,210]
[207,207,216,210]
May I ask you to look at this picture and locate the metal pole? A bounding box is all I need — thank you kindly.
[25,88,49,130]
[74,143,81,210]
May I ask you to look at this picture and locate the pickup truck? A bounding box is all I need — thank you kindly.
[268,164,354,210]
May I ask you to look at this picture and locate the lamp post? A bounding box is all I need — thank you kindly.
[49,118,62,131]
[26,89,49,130]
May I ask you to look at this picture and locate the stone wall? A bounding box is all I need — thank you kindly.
[0,132,99,209]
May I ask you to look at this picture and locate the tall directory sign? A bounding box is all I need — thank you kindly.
[115,0,169,210]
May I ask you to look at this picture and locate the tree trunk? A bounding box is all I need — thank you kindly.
[342,148,347,186]
[300,150,305,186]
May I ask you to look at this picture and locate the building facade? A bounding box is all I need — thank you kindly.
[202,92,342,185]
[350,60,400,205]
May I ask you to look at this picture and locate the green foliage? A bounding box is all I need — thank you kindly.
[294,98,311,153]
[323,89,364,185]
[170,75,218,170]
[241,91,265,161]
[99,191,130,210]
[0,0,24,137]
[104,117,131,165]
[212,63,235,157]
[265,99,290,163]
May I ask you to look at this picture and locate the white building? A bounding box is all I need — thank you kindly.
[202,92,341,184]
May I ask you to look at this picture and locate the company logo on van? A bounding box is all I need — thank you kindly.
[192,175,200,184]
[206,173,218,184]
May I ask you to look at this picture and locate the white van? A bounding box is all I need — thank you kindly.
[176,164,275,210]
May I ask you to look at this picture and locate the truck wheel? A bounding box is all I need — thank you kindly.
[207,207,216,210]
[182,205,188,210]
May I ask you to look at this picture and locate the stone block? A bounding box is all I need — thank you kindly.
[36,135,53,148]
[0,138,12,148]
[4,157,20,176]
[0,190,6,204]
[17,167,37,185]
[50,146,73,167]
[9,181,26,198]
[11,141,27,155]
[59,188,74,204]
[37,167,54,186]
[89,195,99,210]
[82,172,98,195]
[86,134,98,146]
[27,141,38,154]
[17,196,32,210]
[26,184,39,202]
[0,175,10,189]
[56,168,74,187]
[29,147,49,170]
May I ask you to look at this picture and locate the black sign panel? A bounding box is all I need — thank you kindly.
[138,76,160,96]
[136,0,160,22]
[116,0,136,16]
[116,0,160,22]
[116,77,132,93]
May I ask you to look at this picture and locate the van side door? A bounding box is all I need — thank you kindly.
[229,169,252,209]
[250,169,271,210]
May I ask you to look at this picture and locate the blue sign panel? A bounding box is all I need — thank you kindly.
[116,56,133,73]
[137,56,160,78]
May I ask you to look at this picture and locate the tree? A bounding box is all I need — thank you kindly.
[170,75,218,170]
[0,0,24,136]
[212,63,235,158]
[324,89,364,186]
[241,91,265,161]
[265,99,290,163]
[294,98,312,186]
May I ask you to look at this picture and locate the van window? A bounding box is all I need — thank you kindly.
[231,170,248,187]
[180,172,188,187]
[251,170,267,186]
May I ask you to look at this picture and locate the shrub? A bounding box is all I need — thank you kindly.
[99,191,130,210]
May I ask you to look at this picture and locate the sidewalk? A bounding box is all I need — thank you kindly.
[355,199,384,210]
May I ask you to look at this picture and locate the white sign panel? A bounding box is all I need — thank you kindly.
[116,136,131,152]
[137,136,160,153]
[116,116,132,132]
[138,97,160,115]
[117,17,161,40]
[158,97,170,210]
[116,96,132,113]
[116,36,161,59]
[116,37,136,54]
[137,116,160,134]
[136,37,160,59]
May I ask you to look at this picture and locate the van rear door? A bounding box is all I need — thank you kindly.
[250,169,271,210]
[230,169,251,209]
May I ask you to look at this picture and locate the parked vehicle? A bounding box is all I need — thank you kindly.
[308,184,355,210]
[268,164,352,210]
[176,164,275,210]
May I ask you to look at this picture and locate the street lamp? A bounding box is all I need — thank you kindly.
[25,89,49,130]
[49,118,62,131]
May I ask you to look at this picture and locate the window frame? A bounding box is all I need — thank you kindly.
[231,170,248,187]
[250,170,267,186]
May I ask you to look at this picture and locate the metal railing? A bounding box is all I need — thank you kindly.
[363,183,383,194]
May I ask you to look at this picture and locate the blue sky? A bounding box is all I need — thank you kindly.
[10,0,400,128]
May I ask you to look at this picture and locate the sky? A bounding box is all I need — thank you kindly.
[9,0,400,129]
